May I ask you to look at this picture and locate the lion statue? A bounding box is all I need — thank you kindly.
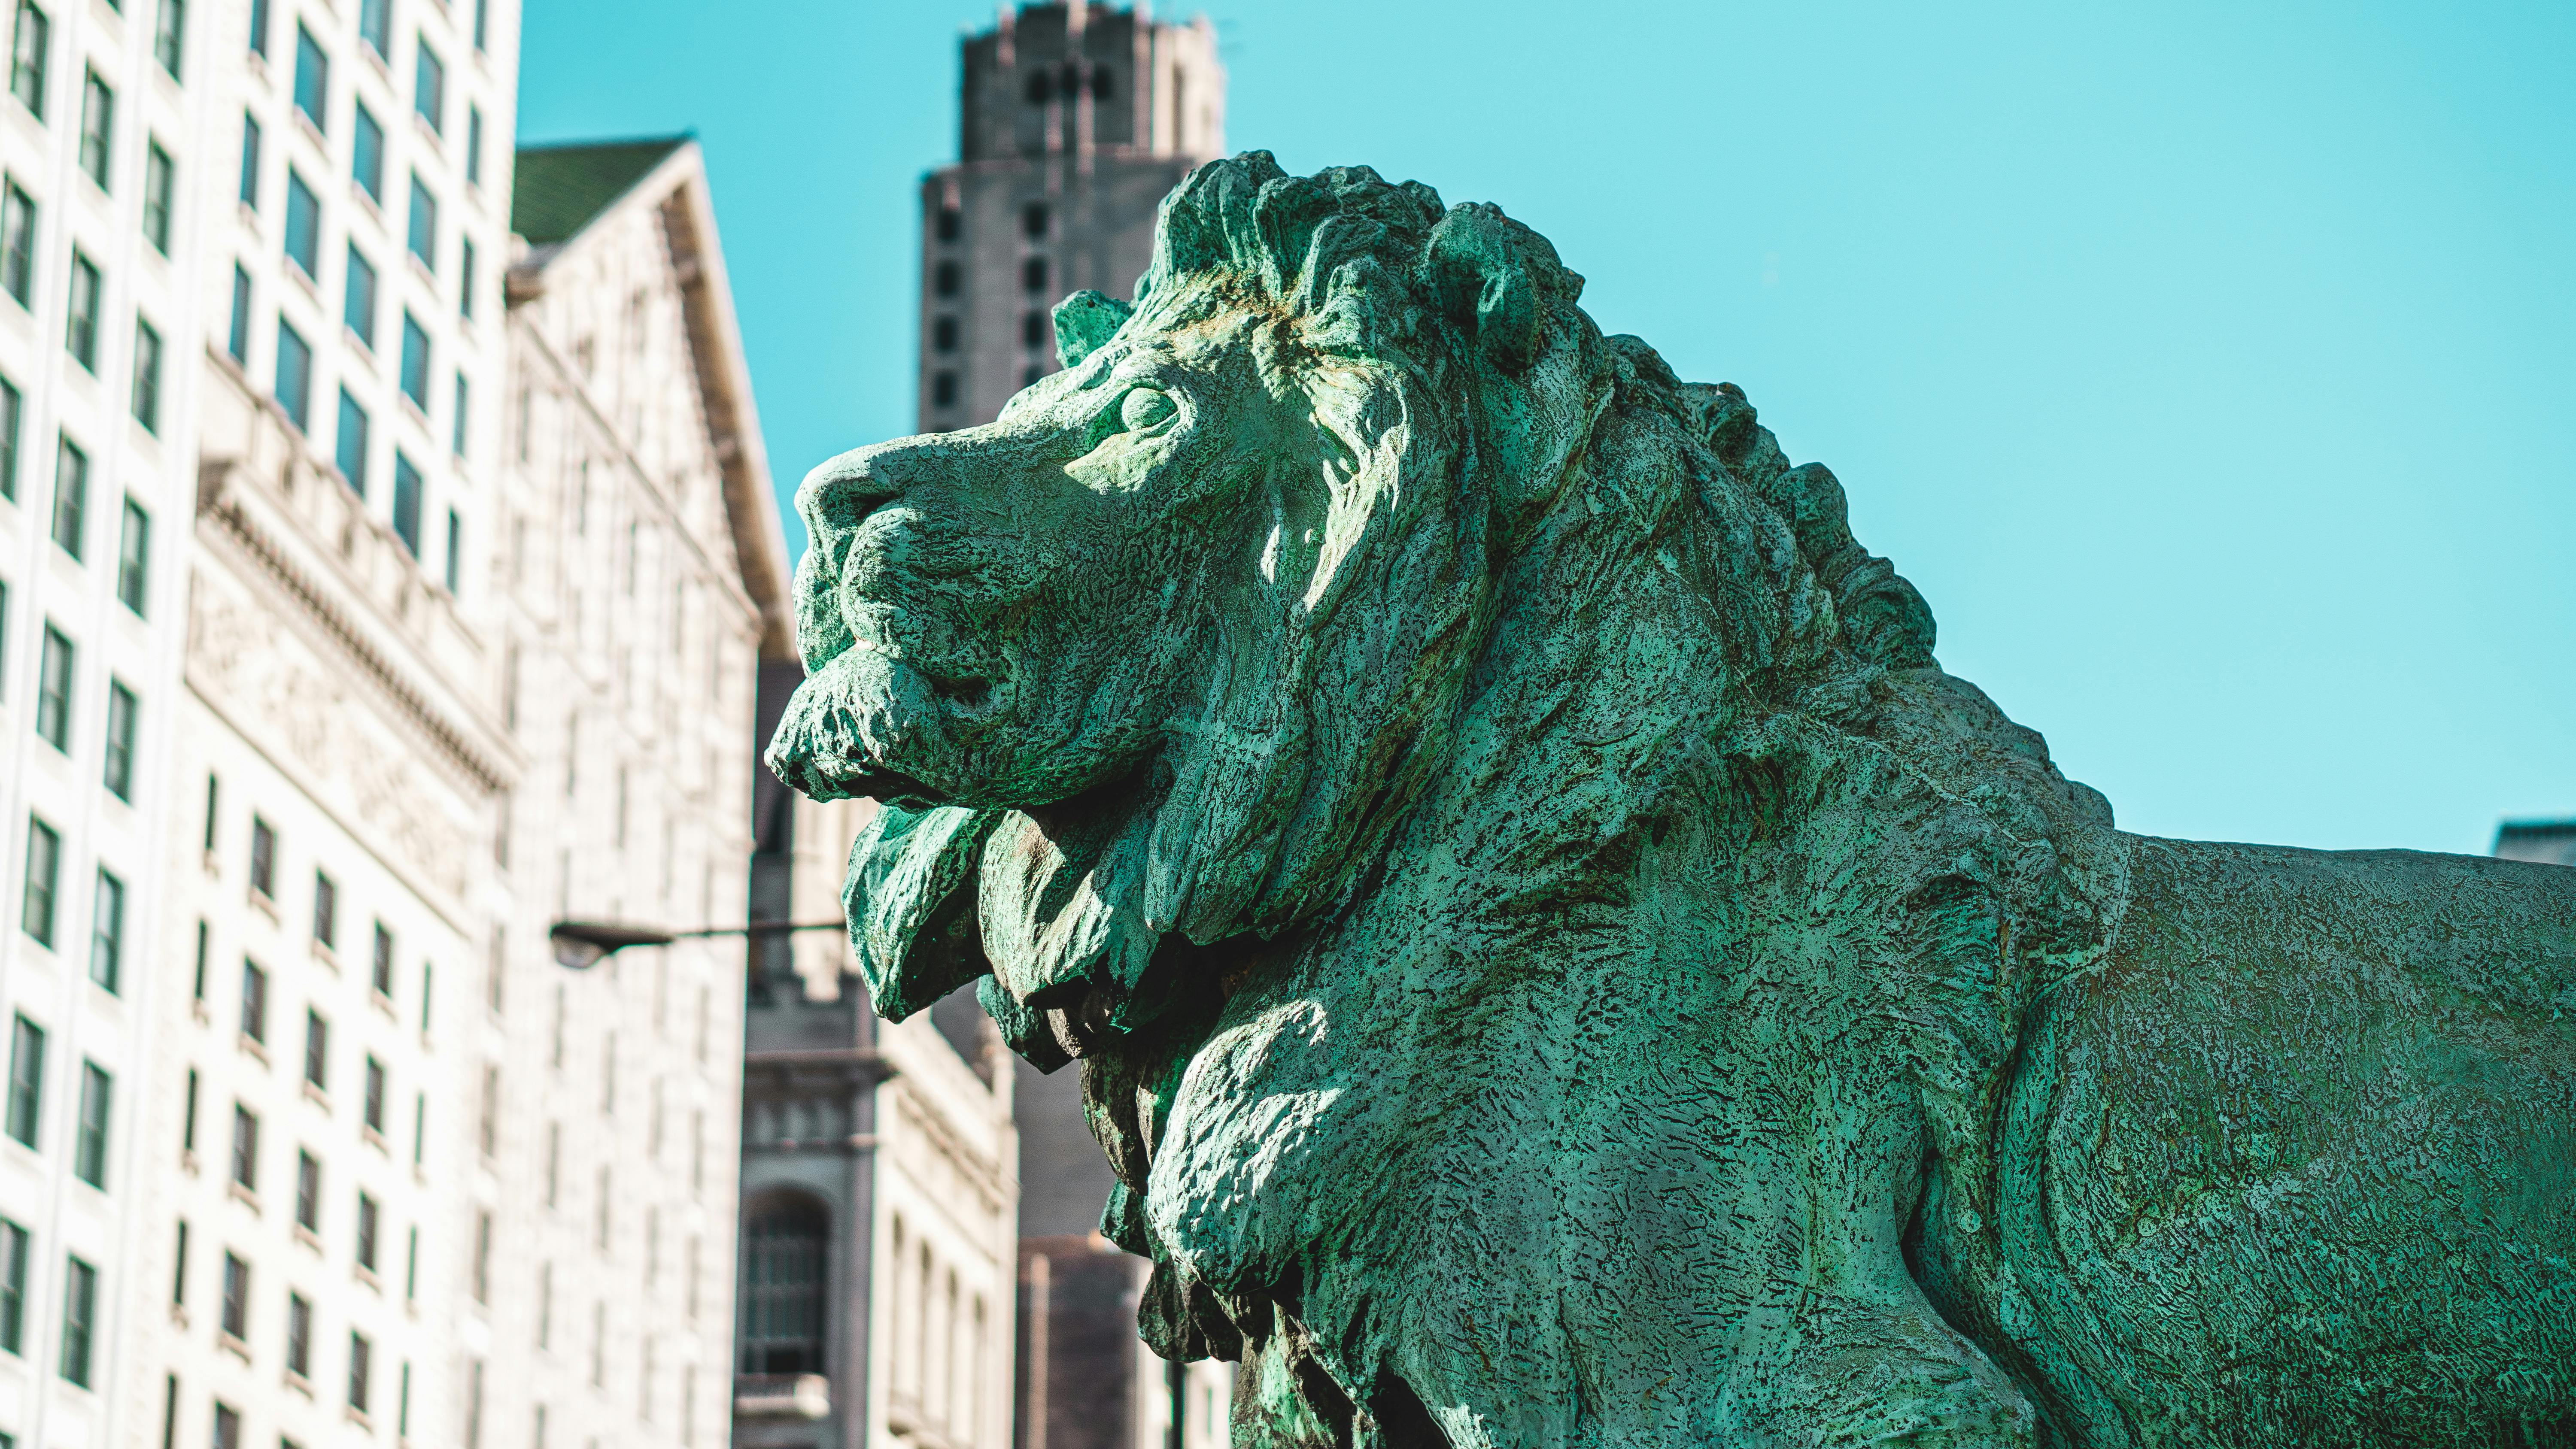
[768,153,2576,1447]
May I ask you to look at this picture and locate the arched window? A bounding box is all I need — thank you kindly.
[739,1193,829,1376]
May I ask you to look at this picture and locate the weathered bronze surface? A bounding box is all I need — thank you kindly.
[770,154,2576,1447]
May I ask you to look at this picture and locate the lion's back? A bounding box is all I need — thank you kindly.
[1990,838,2576,1445]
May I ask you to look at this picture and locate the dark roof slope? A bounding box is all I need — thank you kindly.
[512,136,690,245]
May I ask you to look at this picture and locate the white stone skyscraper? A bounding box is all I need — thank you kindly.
[0,1,789,1446]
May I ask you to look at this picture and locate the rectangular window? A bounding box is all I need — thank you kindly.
[63,250,98,370]
[0,1218,24,1351]
[71,1062,107,1187]
[285,1291,311,1375]
[301,1010,327,1088]
[311,869,335,948]
[236,112,258,207]
[451,370,468,450]
[273,318,311,430]
[213,1404,240,1449]
[115,498,148,614]
[4,1015,42,1143]
[35,625,71,747]
[466,104,482,185]
[371,923,395,996]
[76,69,109,187]
[398,312,428,406]
[335,389,369,495]
[88,866,123,988]
[283,169,319,277]
[355,1192,377,1268]
[152,0,182,76]
[405,172,434,269]
[392,450,422,556]
[471,1210,489,1302]
[362,1056,386,1131]
[444,510,462,593]
[352,102,383,202]
[292,24,325,131]
[0,373,18,497]
[102,681,136,799]
[245,0,264,55]
[141,141,173,251]
[48,435,82,555]
[227,264,250,361]
[413,39,441,133]
[180,1068,197,1152]
[342,243,375,346]
[357,0,387,56]
[8,1,46,117]
[404,1223,417,1298]
[293,1148,318,1228]
[228,1104,257,1190]
[459,237,475,319]
[218,1252,247,1339]
[472,0,486,49]
[0,182,31,306]
[238,958,267,1043]
[171,1221,187,1304]
[477,1064,496,1157]
[57,1255,92,1385]
[348,1330,371,1412]
[109,318,152,439]
[249,816,275,897]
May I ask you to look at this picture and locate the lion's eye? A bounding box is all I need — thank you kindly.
[1119,388,1178,434]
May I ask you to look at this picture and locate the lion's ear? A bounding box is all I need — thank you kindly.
[1425,205,1540,375]
[1054,290,1134,370]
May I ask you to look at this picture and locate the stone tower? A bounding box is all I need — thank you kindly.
[917,2,1226,431]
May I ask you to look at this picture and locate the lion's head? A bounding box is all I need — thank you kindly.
[769,152,1972,1042]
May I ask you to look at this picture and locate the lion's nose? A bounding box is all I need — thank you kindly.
[796,444,908,537]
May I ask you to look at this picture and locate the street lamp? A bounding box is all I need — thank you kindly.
[546,918,848,970]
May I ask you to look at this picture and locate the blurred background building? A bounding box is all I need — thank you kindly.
[2492,820,2576,868]
[916,1,1224,431]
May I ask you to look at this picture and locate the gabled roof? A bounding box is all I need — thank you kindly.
[506,138,793,660]
[511,136,691,246]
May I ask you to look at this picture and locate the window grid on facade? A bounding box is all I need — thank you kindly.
[302,1009,327,1089]
[76,68,109,187]
[131,318,162,430]
[295,1149,319,1230]
[353,103,384,201]
[292,24,325,131]
[57,1254,93,1385]
[219,1252,248,1340]
[64,251,99,370]
[239,959,267,1042]
[336,388,370,495]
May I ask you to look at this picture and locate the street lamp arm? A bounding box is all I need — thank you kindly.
[547,917,847,969]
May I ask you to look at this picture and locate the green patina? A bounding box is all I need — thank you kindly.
[768,153,2576,1447]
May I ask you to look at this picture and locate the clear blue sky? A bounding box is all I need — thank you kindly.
[518,0,2574,856]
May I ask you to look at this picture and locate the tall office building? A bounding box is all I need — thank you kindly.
[2,0,789,1443]
[113,0,532,1446]
[917,1,1224,431]
[0,0,210,1443]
